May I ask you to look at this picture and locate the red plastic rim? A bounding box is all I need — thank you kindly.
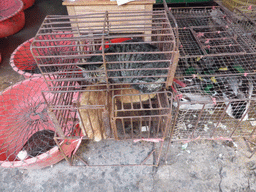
[10,32,79,78]
[0,77,81,169]
[10,38,41,78]
[32,31,79,66]
[0,0,23,22]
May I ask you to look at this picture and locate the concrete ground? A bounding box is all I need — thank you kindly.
[1,138,256,192]
[1,0,256,191]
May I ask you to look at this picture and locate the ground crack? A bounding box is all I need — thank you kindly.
[247,177,251,191]
[219,166,223,192]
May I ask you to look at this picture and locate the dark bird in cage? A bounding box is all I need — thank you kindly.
[213,76,253,121]
[17,130,56,160]
[179,54,254,120]
[77,39,169,93]
[176,68,253,120]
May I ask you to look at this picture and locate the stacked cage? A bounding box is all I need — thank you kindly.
[31,8,179,166]
[232,5,256,157]
[233,5,256,42]
[222,0,256,12]
[167,6,256,142]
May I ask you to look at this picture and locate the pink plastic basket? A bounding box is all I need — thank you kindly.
[0,77,82,169]
[10,32,79,78]
[0,10,25,38]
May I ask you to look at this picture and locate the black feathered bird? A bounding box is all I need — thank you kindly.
[78,39,169,93]
[17,130,56,160]
[181,55,254,121]
[216,76,253,120]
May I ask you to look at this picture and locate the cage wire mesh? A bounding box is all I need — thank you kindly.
[0,77,82,169]
[162,5,256,145]
[31,6,178,166]
[231,3,256,157]
[222,0,256,12]
[233,5,256,41]
[169,6,256,56]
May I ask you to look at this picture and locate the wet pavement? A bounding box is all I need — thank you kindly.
[1,0,256,191]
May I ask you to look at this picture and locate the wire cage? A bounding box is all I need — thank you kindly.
[31,10,179,91]
[222,0,256,12]
[169,6,256,56]
[31,5,179,166]
[43,87,173,166]
[232,5,256,41]
[170,74,256,140]
[0,77,82,169]
[162,6,256,145]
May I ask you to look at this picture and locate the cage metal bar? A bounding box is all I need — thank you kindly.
[28,3,178,167]
[230,99,253,137]
[210,101,231,137]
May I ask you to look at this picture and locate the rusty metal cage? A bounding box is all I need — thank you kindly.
[43,88,173,166]
[31,5,178,166]
[222,0,256,12]
[164,6,256,143]
[169,6,256,56]
[171,77,256,141]
[233,5,256,41]
[31,10,179,91]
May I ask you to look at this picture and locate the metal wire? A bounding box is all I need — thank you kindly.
[169,6,256,57]
[30,6,178,166]
[0,78,58,167]
[166,5,256,142]
[31,10,179,90]
[31,9,178,135]
[233,5,256,41]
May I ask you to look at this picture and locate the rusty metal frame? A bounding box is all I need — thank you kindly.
[165,5,256,146]
[30,3,178,167]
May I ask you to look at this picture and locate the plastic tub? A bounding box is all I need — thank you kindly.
[22,0,35,10]
[0,11,25,38]
[0,77,82,169]
[11,32,79,78]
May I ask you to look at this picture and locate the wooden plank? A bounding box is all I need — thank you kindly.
[64,0,154,41]
[63,0,155,6]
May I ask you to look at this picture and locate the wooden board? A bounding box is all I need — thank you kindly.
[63,0,155,6]
[63,0,155,42]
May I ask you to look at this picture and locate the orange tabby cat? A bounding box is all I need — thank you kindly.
[79,85,157,141]
[114,85,156,104]
[79,85,108,142]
